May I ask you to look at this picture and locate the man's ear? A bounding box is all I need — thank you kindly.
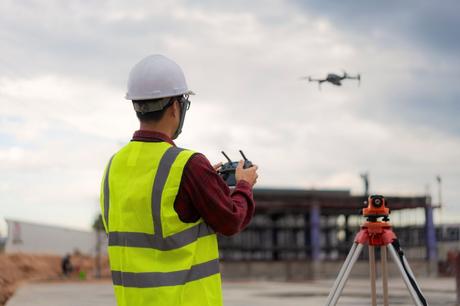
[167,100,179,118]
[172,100,180,118]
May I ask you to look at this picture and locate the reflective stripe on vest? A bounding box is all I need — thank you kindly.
[112,258,219,288]
[101,143,222,306]
[108,222,213,250]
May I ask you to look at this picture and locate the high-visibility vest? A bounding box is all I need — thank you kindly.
[100,141,223,306]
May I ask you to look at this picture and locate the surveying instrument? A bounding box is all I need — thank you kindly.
[325,195,427,306]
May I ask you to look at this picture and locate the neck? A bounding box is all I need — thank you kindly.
[139,121,175,139]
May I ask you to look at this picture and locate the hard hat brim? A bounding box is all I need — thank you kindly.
[126,89,195,100]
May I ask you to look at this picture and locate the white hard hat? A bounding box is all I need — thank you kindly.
[125,54,194,101]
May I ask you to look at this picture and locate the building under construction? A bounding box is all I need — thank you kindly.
[219,188,441,279]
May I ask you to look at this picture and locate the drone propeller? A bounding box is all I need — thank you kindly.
[299,76,315,82]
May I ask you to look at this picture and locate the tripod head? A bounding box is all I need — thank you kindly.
[362,194,390,222]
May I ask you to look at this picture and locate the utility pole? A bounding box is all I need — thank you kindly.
[436,175,443,224]
[436,175,443,208]
[360,172,369,197]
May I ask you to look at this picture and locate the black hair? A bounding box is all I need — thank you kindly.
[134,96,179,123]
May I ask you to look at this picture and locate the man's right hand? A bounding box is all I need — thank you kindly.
[235,160,258,187]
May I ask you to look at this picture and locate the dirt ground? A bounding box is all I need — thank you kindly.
[0,253,110,306]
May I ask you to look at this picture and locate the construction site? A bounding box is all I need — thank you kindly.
[1,1,459,305]
[1,188,460,305]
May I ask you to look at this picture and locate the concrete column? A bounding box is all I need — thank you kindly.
[304,213,310,258]
[425,197,438,276]
[271,214,279,261]
[344,215,351,243]
[310,203,321,261]
[324,215,331,258]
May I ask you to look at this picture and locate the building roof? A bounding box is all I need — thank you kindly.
[253,188,429,215]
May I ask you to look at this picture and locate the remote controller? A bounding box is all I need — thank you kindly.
[218,150,253,186]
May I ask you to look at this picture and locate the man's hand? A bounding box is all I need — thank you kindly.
[235,160,258,187]
[213,162,223,172]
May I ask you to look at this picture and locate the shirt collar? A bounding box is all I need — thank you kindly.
[132,130,176,146]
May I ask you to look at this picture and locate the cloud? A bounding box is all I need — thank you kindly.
[0,75,134,140]
[0,0,459,230]
[289,0,460,55]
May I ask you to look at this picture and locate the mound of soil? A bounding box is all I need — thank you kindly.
[0,253,110,306]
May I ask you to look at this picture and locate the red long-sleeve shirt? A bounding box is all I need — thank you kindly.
[132,130,255,236]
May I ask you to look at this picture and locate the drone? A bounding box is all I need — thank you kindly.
[300,71,361,90]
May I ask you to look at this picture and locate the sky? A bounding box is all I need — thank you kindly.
[0,0,459,234]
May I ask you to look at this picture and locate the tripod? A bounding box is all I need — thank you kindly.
[325,195,427,306]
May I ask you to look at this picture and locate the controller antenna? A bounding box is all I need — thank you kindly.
[239,150,248,161]
[221,151,232,163]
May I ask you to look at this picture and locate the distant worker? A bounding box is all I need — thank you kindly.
[61,253,73,277]
[100,54,258,306]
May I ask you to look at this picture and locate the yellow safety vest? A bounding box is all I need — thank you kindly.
[100,141,222,306]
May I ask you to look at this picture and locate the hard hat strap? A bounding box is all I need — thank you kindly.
[172,96,190,140]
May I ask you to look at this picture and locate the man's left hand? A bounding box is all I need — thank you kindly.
[212,162,223,172]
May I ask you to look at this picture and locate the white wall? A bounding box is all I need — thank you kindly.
[4,219,107,256]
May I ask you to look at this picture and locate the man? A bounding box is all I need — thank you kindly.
[61,253,73,277]
[100,54,258,306]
